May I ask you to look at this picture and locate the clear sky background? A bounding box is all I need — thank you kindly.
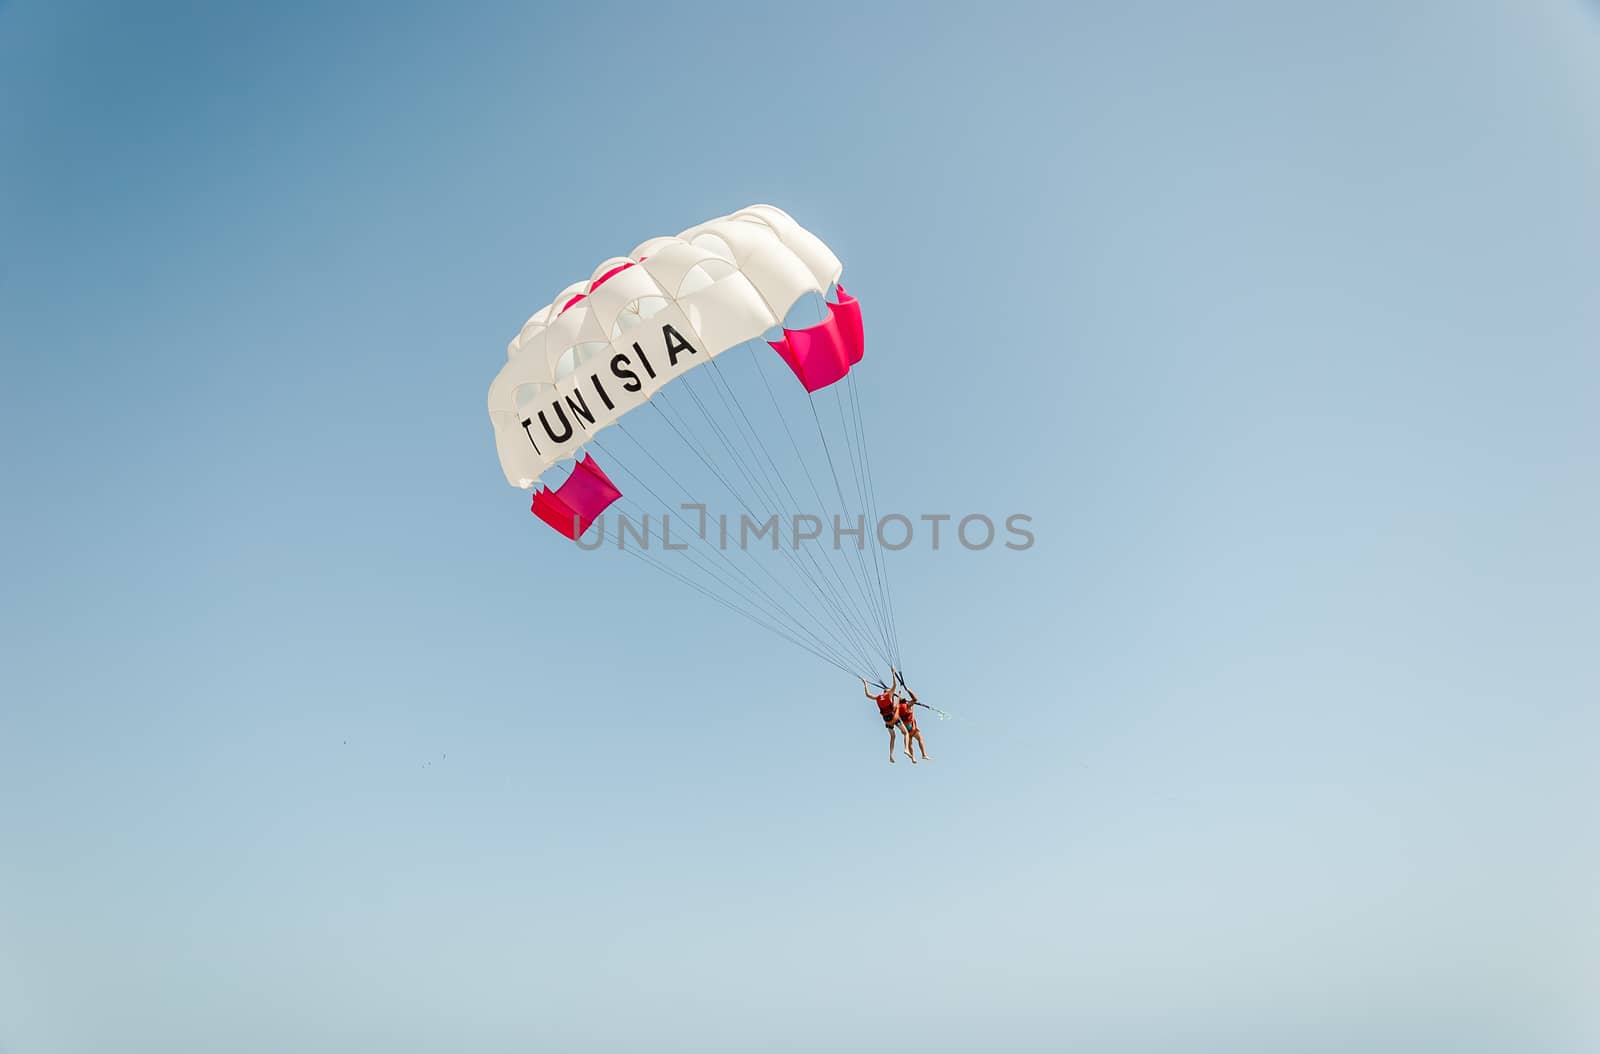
[2,3,1597,1052]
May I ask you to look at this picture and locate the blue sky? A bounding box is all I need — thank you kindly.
[2,3,1597,1052]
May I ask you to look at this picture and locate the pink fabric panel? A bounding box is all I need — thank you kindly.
[530,454,623,538]
[767,290,866,392]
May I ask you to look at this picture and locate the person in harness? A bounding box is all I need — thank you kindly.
[863,670,911,763]
[897,677,931,763]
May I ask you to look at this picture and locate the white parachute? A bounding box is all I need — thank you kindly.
[485,205,901,680]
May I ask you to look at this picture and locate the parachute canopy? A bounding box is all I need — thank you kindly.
[485,205,902,681]
[487,205,859,490]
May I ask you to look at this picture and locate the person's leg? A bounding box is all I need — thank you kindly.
[887,724,897,762]
[904,723,915,760]
[915,727,930,760]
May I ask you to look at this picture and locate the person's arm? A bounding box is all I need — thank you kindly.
[861,676,874,699]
